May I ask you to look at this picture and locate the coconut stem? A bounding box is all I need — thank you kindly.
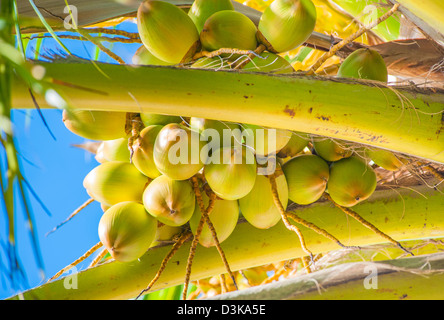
[192,47,264,61]
[307,3,400,75]
[323,192,413,256]
[88,248,108,268]
[126,112,144,161]
[231,44,266,70]
[268,174,314,262]
[135,231,192,299]
[184,176,238,299]
[285,211,360,251]
[48,241,102,282]
[45,197,94,237]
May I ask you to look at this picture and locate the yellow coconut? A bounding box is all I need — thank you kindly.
[200,10,257,52]
[143,175,196,226]
[239,171,288,229]
[311,136,353,162]
[204,146,257,200]
[189,191,239,247]
[188,0,234,33]
[62,109,127,141]
[258,0,317,53]
[98,201,157,262]
[153,123,208,180]
[132,125,163,179]
[242,123,292,157]
[137,0,200,63]
[83,161,149,207]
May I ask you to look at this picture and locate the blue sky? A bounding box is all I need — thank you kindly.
[0,20,141,299]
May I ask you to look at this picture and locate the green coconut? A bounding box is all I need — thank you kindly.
[277,131,310,158]
[327,156,377,207]
[140,113,182,126]
[364,147,405,171]
[83,161,148,207]
[311,137,353,162]
[132,45,174,66]
[337,48,388,82]
[200,10,258,52]
[188,0,234,33]
[258,0,317,53]
[132,125,163,179]
[143,175,196,226]
[239,172,288,229]
[190,117,241,152]
[204,146,257,200]
[242,123,292,157]
[189,191,239,247]
[153,123,208,180]
[95,138,130,163]
[62,109,127,141]
[282,154,329,205]
[98,201,157,262]
[137,0,200,63]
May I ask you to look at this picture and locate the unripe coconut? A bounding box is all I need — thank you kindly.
[143,175,196,226]
[98,201,157,262]
[200,10,258,52]
[150,223,182,247]
[327,156,377,207]
[140,113,182,126]
[62,109,127,141]
[132,125,163,179]
[204,146,257,200]
[258,0,317,53]
[311,137,353,162]
[188,0,234,33]
[277,131,309,158]
[282,154,329,205]
[190,56,231,69]
[190,118,241,152]
[132,45,174,66]
[239,172,288,229]
[363,147,405,171]
[189,192,239,247]
[95,138,130,163]
[137,0,200,64]
[337,48,388,82]
[242,124,292,157]
[83,161,149,207]
[243,52,294,74]
[153,123,208,180]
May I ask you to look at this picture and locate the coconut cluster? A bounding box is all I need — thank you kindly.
[135,0,317,72]
[61,0,403,263]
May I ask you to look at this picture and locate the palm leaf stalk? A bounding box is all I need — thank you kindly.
[209,251,444,300]
[10,61,444,164]
[7,184,444,300]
